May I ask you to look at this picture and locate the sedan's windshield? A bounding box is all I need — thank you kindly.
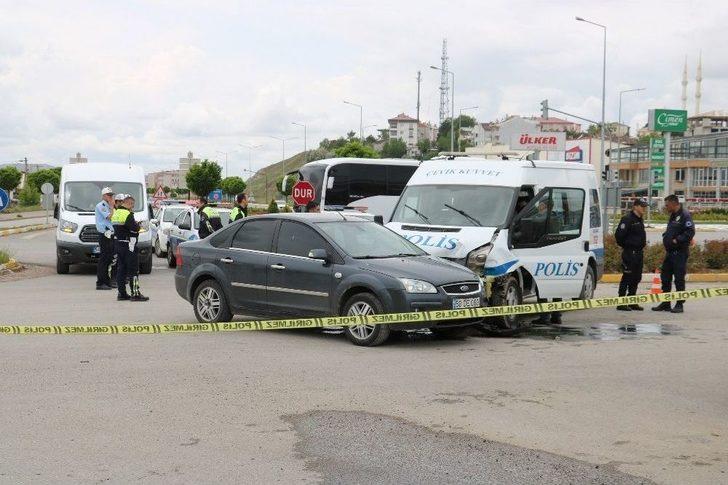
[317,221,426,259]
[162,207,185,222]
[391,185,516,227]
[63,182,144,212]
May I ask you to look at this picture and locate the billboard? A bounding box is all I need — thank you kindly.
[648,109,687,133]
[564,145,583,162]
[509,132,566,151]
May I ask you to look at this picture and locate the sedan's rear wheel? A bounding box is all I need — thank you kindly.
[342,293,390,346]
[193,280,233,323]
[166,244,176,268]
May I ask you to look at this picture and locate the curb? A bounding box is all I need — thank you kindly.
[0,224,55,238]
[601,273,728,283]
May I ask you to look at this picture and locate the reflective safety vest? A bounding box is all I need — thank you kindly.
[110,207,131,224]
[201,206,220,218]
[230,206,245,222]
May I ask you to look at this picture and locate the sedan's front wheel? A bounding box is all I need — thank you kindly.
[342,293,390,346]
[193,280,233,323]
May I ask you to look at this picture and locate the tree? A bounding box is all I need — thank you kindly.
[0,166,22,193]
[26,168,61,193]
[18,185,40,206]
[381,139,408,158]
[220,176,247,199]
[163,185,171,194]
[147,187,155,194]
[267,199,279,213]
[334,140,379,159]
[346,130,357,141]
[185,159,222,197]
[276,175,293,197]
[436,115,477,152]
[417,138,432,159]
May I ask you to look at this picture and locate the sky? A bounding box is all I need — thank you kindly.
[1,0,727,176]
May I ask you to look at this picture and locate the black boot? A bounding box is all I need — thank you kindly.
[670,303,684,313]
[652,302,671,312]
[616,305,632,311]
[629,304,644,311]
[550,313,562,325]
[117,293,131,301]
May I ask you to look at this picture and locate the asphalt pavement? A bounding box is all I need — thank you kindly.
[0,228,727,484]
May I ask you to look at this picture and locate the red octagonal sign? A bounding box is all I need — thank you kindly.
[292,181,316,206]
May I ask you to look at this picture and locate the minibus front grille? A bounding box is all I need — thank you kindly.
[79,225,100,243]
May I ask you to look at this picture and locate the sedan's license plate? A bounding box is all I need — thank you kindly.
[453,297,480,309]
[92,246,101,254]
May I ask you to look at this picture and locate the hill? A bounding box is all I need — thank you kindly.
[246,148,330,203]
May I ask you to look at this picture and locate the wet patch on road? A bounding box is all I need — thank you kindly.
[286,410,654,484]
[519,322,680,341]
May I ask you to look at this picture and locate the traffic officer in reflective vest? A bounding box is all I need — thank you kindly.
[111,195,149,302]
[614,198,647,311]
[229,193,248,222]
[652,194,695,313]
[198,196,222,239]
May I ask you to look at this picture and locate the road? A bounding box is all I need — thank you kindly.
[0,229,727,483]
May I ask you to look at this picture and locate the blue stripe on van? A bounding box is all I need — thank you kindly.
[484,259,518,277]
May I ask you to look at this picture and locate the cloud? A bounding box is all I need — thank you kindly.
[1,0,727,173]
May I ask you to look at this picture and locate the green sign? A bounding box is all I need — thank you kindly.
[648,109,687,133]
[649,137,665,163]
[652,166,665,189]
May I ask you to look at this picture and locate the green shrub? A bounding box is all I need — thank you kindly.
[267,199,279,213]
[18,186,40,206]
[604,237,727,273]
[0,249,10,265]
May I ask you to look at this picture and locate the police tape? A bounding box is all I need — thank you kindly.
[2,287,727,336]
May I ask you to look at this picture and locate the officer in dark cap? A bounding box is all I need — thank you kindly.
[614,198,648,310]
[652,194,695,313]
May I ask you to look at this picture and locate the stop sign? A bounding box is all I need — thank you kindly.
[292,181,316,206]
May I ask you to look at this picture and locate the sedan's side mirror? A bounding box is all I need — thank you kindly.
[308,248,329,263]
[178,222,191,231]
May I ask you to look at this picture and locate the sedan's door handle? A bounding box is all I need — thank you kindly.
[270,264,286,270]
[220,257,233,264]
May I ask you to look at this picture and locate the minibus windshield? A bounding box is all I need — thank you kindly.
[63,182,144,212]
[391,184,515,227]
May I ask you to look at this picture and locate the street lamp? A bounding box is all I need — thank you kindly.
[238,143,261,175]
[292,122,307,161]
[430,65,455,152]
[268,135,297,178]
[343,100,363,141]
[215,150,228,178]
[576,15,607,234]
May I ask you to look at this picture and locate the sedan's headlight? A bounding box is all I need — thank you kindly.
[466,244,493,272]
[399,278,438,294]
[59,219,78,233]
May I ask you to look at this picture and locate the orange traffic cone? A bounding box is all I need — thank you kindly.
[650,269,662,295]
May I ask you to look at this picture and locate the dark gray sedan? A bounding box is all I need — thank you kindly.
[174,213,483,346]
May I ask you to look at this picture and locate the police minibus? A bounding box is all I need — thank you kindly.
[387,158,603,330]
[283,158,420,217]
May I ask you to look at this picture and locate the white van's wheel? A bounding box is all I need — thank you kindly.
[485,275,523,331]
[579,265,596,300]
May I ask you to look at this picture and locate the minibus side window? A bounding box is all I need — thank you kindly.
[589,189,601,228]
[512,188,585,247]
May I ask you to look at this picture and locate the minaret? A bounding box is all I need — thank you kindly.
[681,57,688,111]
[695,51,702,115]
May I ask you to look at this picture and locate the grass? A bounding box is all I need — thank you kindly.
[245,148,330,203]
[0,249,11,265]
[2,204,44,214]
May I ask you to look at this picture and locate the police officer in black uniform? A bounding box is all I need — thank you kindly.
[652,194,695,313]
[197,196,223,239]
[112,195,149,302]
[615,198,648,311]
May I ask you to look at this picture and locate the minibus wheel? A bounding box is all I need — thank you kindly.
[483,275,523,332]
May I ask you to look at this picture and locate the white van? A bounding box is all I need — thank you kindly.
[55,163,153,274]
[387,158,603,329]
[284,158,420,218]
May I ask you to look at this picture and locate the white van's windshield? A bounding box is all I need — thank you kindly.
[391,184,515,227]
[63,182,144,212]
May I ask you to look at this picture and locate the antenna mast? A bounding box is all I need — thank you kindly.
[438,39,449,125]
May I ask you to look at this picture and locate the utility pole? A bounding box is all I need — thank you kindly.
[438,39,449,125]
[416,70,421,123]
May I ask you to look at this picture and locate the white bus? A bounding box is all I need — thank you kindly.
[284,158,420,218]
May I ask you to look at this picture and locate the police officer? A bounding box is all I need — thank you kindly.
[615,198,648,311]
[197,196,222,239]
[652,194,695,313]
[107,193,127,287]
[111,195,149,302]
[94,187,115,290]
[229,193,248,222]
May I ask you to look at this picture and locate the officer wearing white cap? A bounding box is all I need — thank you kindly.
[95,187,115,290]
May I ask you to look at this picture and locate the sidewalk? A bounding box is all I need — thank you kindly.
[0,210,48,222]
